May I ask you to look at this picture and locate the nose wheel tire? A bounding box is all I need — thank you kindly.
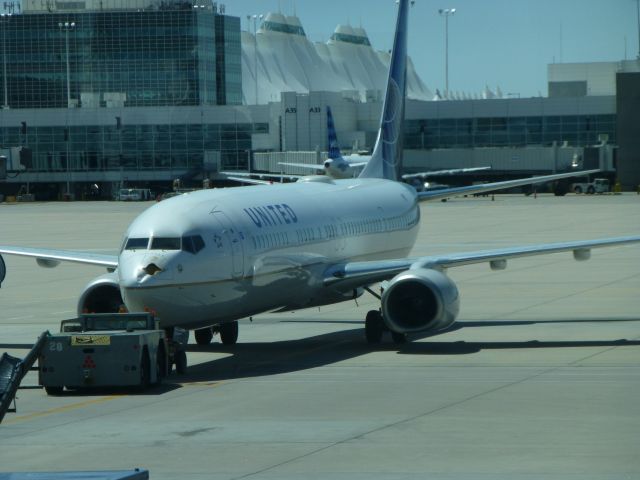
[219,321,239,345]
[365,310,384,344]
[195,327,213,345]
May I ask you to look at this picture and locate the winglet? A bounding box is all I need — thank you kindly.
[326,106,342,160]
[358,0,410,181]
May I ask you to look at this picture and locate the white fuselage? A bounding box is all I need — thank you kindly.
[118,177,420,329]
[324,155,371,179]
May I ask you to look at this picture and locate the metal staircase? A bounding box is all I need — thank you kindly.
[0,331,49,423]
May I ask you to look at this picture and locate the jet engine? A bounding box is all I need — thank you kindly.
[381,268,459,334]
[77,272,123,314]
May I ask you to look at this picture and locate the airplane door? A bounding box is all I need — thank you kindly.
[211,211,244,279]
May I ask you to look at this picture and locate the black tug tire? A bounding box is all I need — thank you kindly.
[156,342,167,381]
[174,349,187,375]
[140,349,151,388]
[44,385,64,396]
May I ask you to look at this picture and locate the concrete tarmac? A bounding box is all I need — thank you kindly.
[1,193,639,479]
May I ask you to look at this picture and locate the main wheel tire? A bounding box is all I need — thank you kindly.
[391,331,407,344]
[219,321,239,345]
[365,310,384,344]
[587,186,595,194]
[195,327,213,345]
[574,186,582,194]
[174,349,187,375]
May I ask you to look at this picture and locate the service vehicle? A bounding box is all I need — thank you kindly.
[571,178,609,194]
[39,313,187,394]
[117,188,153,201]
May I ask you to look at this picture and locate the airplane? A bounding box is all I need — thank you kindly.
[1,0,638,369]
[278,105,492,185]
[226,105,490,185]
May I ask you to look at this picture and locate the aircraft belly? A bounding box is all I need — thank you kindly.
[121,273,318,330]
[122,279,249,329]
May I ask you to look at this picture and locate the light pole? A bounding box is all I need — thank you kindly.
[247,14,263,104]
[58,21,75,108]
[1,13,11,109]
[636,0,640,59]
[438,8,456,97]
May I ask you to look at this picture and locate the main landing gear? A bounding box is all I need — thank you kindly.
[194,321,239,346]
[365,309,407,345]
[363,285,407,345]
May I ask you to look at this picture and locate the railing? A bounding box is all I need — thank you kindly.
[0,331,49,424]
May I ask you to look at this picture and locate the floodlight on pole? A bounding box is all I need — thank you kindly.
[248,14,263,104]
[438,8,456,97]
[1,13,11,109]
[58,21,76,108]
[636,0,640,59]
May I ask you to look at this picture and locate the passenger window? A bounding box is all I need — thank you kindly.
[125,237,149,250]
[151,237,181,250]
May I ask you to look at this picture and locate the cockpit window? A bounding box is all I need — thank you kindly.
[151,237,181,250]
[125,237,149,250]
[182,235,205,254]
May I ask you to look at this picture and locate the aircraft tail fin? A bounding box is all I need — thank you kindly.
[358,0,409,181]
[326,106,342,160]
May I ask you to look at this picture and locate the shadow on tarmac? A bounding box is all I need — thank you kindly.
[179,316,640,382]
[3,317,639,390]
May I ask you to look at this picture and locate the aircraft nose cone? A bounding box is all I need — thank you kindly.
[118,260,146,288]
[118,253,174,288]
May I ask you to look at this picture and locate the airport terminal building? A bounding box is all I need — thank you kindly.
[0,0,639,199]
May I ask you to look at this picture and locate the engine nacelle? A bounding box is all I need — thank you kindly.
[381,268,460,334]
[77,272,124,314]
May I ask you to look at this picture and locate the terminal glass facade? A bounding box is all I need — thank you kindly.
[404,114,617,149]
[0,121,268,172]
[214,14,242,105]
[0,8,241,109]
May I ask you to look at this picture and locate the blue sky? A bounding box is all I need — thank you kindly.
[226,0,639,98]
[4,0,638,97]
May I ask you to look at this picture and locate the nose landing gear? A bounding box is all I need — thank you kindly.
[194,321,239,346]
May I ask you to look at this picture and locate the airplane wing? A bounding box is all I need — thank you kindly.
[323,235,640,289]
[278,162,324,172]
[223,176,275,186]
[402,166,491,181]
[0,246,118,269]
[219,171,299,184]
[347,162,369,168]
[417,169,599,202]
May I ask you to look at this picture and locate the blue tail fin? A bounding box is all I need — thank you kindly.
[358,0,409,181]
[326,106,342,160]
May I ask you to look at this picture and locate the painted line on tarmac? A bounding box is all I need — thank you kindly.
[3,395,121,425]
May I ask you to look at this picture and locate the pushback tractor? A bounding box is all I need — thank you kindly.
[39,313,187,395]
